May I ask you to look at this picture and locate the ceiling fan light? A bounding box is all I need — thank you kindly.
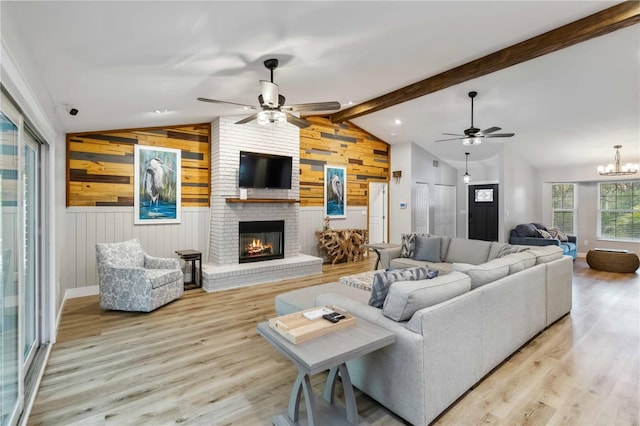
[257,110,286,125]
[463,137,481,146]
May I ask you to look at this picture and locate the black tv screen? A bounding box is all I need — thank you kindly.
[239,151,292,189]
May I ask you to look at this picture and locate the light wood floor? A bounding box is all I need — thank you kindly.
[28,258,639,425]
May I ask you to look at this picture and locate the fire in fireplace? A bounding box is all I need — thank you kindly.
[239,220,284,263]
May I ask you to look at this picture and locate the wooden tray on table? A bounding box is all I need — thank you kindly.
[269,305,355,344]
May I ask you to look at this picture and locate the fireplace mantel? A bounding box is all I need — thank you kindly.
[225,198,299,204]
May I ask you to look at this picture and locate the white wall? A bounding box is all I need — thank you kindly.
[63,207,210,288]
[500,145,540,242]
[389,142,458,242]
[389,142,413,242]
[299,206,368,257]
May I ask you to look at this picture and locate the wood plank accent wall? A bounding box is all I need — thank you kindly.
[67,123,210,207]
[299,116,390,207]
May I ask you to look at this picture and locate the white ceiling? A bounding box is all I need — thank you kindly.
[3,1,639,170]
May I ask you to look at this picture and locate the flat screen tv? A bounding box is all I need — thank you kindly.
[239,151,292,189]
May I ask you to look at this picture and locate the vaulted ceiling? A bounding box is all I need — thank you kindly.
[2,1,638,171]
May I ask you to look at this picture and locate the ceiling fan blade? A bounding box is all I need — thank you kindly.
[284,112,311,129]
[434,137,464,142]
[481,126,501,134]
[197,97,256,109]
[235,113,259,125]
[485,133,515,138]
[260,81,279,108]
[442,133,465,137]
[284,101,341,112]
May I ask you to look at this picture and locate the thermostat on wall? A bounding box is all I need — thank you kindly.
[400,202,407,209]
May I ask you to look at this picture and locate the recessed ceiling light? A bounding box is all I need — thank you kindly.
[347,101,354,105]
[390,133,397,136]
[394,119,402,125]
[154,109,170,114]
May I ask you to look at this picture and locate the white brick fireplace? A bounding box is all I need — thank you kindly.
[202,116,322,291]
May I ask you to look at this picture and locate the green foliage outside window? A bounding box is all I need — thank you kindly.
[552,184,575,234]
[599,181,640,241]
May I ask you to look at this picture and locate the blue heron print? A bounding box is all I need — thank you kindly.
[135,146,181,224]
[325,166,346,217]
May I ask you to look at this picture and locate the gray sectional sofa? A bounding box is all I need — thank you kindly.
[275,236,573,425]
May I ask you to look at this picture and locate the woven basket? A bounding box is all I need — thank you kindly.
[586,250,639,273]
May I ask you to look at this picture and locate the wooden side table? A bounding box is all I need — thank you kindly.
[257,318,395,425]
[175,249,202,289]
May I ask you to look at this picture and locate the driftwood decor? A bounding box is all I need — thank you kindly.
[316,228,369,265]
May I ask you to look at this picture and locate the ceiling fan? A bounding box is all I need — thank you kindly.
[435,91,514,145]
[197,58,341,129]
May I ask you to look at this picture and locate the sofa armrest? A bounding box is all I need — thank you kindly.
[379,247,402,269]
[144,254,180,270]
[509,236,560,247]
[567,235,577,244]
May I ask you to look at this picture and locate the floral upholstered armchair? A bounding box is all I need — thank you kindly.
[96,238,184,312]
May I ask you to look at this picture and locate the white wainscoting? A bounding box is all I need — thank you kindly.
[63,207,210,290]
[62,206,366,293]
[299,206,368,257]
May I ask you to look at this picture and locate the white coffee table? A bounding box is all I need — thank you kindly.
[257,317,395,425]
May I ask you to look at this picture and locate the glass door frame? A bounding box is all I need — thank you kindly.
[23,136,39,371]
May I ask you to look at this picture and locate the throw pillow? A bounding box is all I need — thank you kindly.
[496,244,529,258]
[382,271,469,321]
[368,266,438,308]
[536,228,553,239]
[400,233,429,258]
[412,236,441,262]
[547,227,569,242]
[515,223,537,237]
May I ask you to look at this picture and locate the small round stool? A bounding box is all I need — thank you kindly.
[586,249,639,273]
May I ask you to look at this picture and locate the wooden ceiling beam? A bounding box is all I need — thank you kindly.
[330,1,640,123]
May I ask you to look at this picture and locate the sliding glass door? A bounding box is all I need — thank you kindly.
[0,111,20,425]
[24,136,39,369]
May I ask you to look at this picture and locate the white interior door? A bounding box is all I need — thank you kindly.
[414,182,429,234]
[368,182,388,243]
[434,184,456,237]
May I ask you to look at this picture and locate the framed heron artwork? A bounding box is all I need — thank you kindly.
[324,165,346,219]
[134,145,181,225]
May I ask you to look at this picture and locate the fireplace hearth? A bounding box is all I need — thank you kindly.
[239,220,284,263]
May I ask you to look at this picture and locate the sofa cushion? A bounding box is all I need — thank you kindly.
[382,272,470,321]
[413,236,441,262]
[400,233,429,258]
[146,269,183,289]
[390,257,452,274]
[368,266,438,308]
[451,259,510,289]
[527,245,564,264]
[445,238,492,265]
[497,251,536,274]
[515,223,538,237]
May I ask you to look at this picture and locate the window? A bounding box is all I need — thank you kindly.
[552,183,575,235]
[598,181,640,241]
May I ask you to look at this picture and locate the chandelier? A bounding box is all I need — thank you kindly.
[597,145,638,176]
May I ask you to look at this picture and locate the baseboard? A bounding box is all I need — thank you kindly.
[64,285,99,299]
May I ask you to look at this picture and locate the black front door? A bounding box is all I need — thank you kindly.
[468,184,499,241]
